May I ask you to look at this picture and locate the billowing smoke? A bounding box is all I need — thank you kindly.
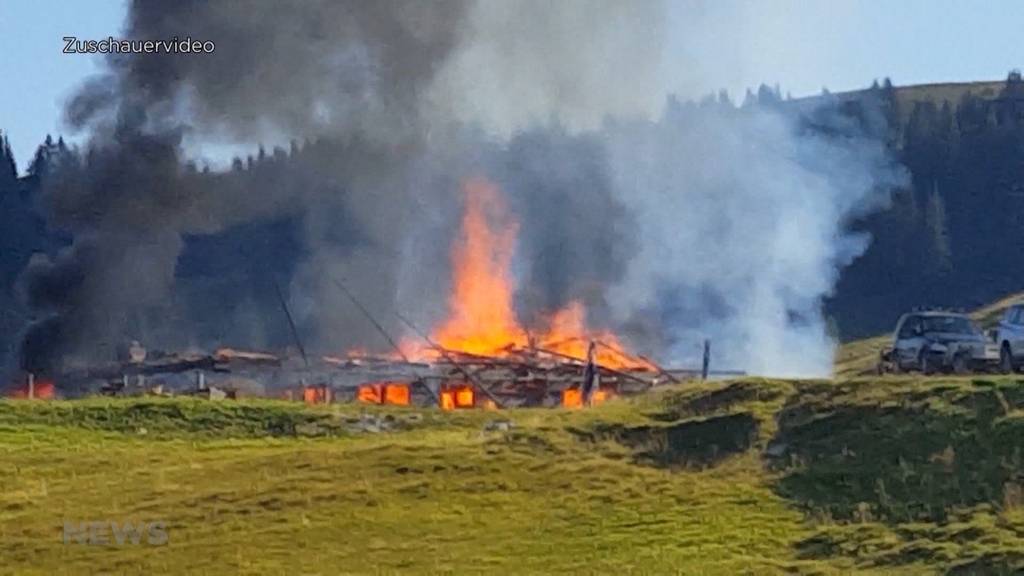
[604,100,904,375]
[427,0,667,134]
[21,0,477,371]
[16,0,904,380]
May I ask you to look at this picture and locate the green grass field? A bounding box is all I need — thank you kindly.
[2,376,1024,575]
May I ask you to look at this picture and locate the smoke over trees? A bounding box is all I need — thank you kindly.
[2,1,915,382]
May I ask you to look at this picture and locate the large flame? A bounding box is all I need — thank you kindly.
[432,177,529,355]
[538,301,645,368]
[409,175,643,368]
[396,177,646,370]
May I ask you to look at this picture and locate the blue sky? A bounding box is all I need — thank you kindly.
[1,0,125,169]
[663,0,1024,101]
[1,0,1022,171]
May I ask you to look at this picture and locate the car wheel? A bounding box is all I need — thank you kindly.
[919,351,936,375]
[1000,344,1014,374]
[876,350,889,375]
[952,353,969,375]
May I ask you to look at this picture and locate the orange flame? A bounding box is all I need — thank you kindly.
[537,302,645,368]
[7,379,56,399]
[432,177,529,355]
[357,382,411,406]
[387,176,646,370]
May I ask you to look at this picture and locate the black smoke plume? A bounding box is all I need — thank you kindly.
[20,0,476,373]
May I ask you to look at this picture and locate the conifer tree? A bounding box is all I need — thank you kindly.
[0,132,18,188]
[27,134,55,179]
[925,181,952,273]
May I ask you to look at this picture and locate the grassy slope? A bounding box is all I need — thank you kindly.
[791,80,1007,126]
[2,378,1024,575]
[0,397,820,576]
[890,81,1006,125]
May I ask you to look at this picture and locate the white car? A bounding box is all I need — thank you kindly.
[878,311,1000,374]
[994,304,1024,373]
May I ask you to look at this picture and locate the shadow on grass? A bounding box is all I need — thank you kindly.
[650,379,788,422]
[585,412,759,469]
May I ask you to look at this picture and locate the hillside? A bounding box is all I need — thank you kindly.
[2,377,1024,574]
[795,80,1008,126]
[891,81,1007,119]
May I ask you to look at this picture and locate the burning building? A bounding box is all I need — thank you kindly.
[12,176,706,407]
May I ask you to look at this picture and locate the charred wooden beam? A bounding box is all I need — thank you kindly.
[272,277,309,369]
[331,277,411,363]
[592,339,680,384]
[529,345,651,386]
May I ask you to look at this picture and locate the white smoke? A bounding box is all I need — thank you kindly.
[603,103,903,375]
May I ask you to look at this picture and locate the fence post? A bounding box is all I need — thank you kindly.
[701,340,711,381]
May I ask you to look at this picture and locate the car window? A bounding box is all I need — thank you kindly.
[1004,308,1017,324]
[898,316,920,338]
[921,315,978,335]
[1013,307,1024,325]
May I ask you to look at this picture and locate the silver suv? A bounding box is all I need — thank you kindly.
[877,311,1000,374]
[994,304,1024,373]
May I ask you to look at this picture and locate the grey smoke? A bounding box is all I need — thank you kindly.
[427,0,667,134]
[488,127,636,328]
[17,0,904,379]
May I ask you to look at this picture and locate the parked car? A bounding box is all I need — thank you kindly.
[994,303,1024,373]
[877,310,1000,374]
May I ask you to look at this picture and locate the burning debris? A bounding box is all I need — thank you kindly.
[7,178,736,407]
[390,178,645,370]
[318,177,709,408]
[356,382,410,406]
[6,374,55,400]
[6,340,690,407]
